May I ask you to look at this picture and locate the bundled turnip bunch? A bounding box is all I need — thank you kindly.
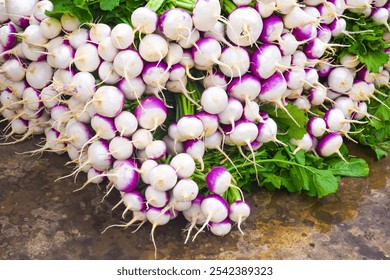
[0,0,389,257]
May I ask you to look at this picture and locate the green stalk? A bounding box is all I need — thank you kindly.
[221,0,237,14]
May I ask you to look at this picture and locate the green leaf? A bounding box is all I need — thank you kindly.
[328,158,369,177]
[100,0,121,11]
[290,165,310,192]
[311,169,339,198]
[271,103,308,140]
[262,173,282,189]
[359,50,389,73]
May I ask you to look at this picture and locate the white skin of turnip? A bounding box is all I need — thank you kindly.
[200,87,228,115]
[109,136,133,161]
[145,186,169,208]
[114,111,138,137]
[39,17,62,39]
[131,129,153,150]
[97,36,119,62]
[89,23,111,44]
[169,153,196,178]
[172,178,198,202]
[139,34,169,63]
[226,7,263,47]
[192,0,221,32]
[140,159,158,185]
[131,7,158,35]
[176,115,204,140]
[91,86,124,118]
[110,23,134,50]
[73,43,100,73]
[148,164,178,192]
[192,194,229,241]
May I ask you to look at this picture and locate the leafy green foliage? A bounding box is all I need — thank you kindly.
[334,12,389,73]
[48,0,148,25]
[351,88,390,159]
[269,103,308,140]
[48,0,196,25]
[192,143,369,200]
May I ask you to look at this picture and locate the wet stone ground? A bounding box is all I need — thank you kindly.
[0,138,389,260]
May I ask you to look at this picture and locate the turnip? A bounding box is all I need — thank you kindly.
[219,46,250,78]
[229,200,250,235]
[145,185,169,208]
[316,132,346,161]
[0,23,17,49]
[110,23,134,50]
[142,62,170,92]
[114,111,138,137]
[72,43,100,73]
[172,178,198,202]
[209,219,232,236]
[260,14,284,43]
[146,206,171,258]
[139,159,158,185]
[163,135,184,155]
[307,116,327,137]
[192,0,221,32]
[206,165,244,198]
[192,194,229,241]
[169,153,196,178]
[113,50,144,81]
[176,115,204,140]
[182,195,206,243]
[0,57,25,82]
[117,77,145,102]
[131,7,158,35]
[5,0,38,29]
[46,43,74,70]
[200,86,228,115]
[183,139,205,171]
[134,96,167,131]
[98,61,120,85]
[159,8,193,41]
[145,140,167,160]
[39,17,62,39]
[109,136,133,161]
[283,6,319,29]
[148,164,178,192]
[195,111,219,137]
[217,98,243,133]
[257,116,286,146]
[32,0,53,21]
[371,8,390,31]
[91,86,124,118]
[97,36,118,62]
[226,7,263,47]
[131,128,153,150]
[88,23,111,43]
[60,13,81,32]
[138,34,168,63]
[202,71,227,90]
[290,133,315,154]
[259,72,299,126]
[69,72,96,103]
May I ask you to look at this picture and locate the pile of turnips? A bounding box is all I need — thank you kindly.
[0,0,389,257]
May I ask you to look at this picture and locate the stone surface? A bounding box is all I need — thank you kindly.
[0,140,389,260]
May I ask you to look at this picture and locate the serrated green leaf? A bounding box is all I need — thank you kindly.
[100,0,121,11]
[359,50,389,73]
[329,158,369,177]
[312,169,339,198]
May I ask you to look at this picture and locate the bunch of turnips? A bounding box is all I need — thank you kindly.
[0,0,389,257]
